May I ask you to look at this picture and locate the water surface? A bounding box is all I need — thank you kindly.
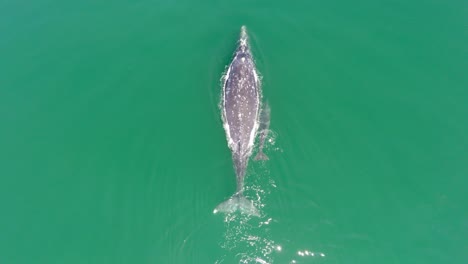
[0,0,467,263]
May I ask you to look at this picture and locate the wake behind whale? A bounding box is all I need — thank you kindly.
[214,26,268,217]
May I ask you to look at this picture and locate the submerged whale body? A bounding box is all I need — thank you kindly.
[214,26,263,217]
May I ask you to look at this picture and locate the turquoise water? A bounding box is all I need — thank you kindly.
[1,0,467,263]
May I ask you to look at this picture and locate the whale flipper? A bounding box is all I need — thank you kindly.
[254,103,270,162]
[213,194,260,217]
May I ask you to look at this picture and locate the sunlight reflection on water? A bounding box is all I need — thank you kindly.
[215,120,328,264]
[215,131,279,263]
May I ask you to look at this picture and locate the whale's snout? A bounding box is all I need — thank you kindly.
[240,25,247,36]
[240,25,248,46]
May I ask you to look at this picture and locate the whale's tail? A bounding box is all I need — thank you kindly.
[213,193,259,217]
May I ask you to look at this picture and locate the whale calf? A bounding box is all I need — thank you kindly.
[214,26,263,216]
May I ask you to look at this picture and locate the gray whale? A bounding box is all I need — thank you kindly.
[214,26,262,216]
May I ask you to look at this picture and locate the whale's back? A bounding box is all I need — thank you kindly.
[223,52,260,156]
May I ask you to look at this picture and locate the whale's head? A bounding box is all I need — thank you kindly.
[240,25,248,41]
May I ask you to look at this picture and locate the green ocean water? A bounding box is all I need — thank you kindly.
[1,0,467,263]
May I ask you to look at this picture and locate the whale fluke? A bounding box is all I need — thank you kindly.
[213,194,259,217]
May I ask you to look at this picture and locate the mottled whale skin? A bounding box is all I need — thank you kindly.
[214,26,262,216]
